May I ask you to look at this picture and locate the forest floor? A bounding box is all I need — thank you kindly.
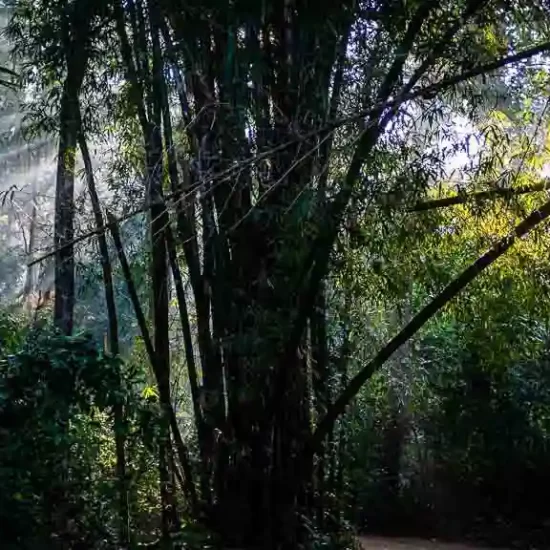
[359,537,506,550]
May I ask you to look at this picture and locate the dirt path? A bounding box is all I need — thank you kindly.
[359,536,505,550]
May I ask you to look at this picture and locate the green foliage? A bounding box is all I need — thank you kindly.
[0,329,115,548]
[0,310,28,352]
[0,322,161,549]
[348,325,550,545]
[344,169,550,545]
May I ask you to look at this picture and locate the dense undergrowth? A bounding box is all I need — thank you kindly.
[347,313,550,548]
[0,315,358,549]
[3,302,550,549]
[0,315,161,549]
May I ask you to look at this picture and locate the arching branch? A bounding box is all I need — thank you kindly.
[409,181,550,212]
[311,196,550,450]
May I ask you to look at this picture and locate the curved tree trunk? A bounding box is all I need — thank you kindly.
[78,129,130,547]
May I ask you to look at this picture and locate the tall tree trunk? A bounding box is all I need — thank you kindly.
[165,224,211,505]
[311,285,329,528]
[78,130,130,547]
[23,185,37,312]
[107,210,198,517]
[53,1,91,334]
[149,2,178,541]
[113,0,178,539]
[53,82,78,334]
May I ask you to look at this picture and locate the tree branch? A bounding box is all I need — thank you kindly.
[27,41,550,268]
[311,196,550,450]
[278,39,550,379]
[409,181,550,211]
